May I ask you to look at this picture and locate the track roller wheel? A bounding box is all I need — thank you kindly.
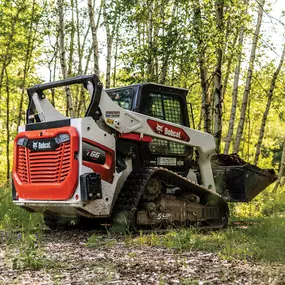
[142,178,162,201]
[204,200,229,229]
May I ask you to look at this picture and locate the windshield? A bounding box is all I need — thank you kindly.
[106,87,134,110]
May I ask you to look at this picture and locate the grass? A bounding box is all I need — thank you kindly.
[0,187,43,231]
[85,214,285,264]
[0,187,46,270]
[2,185,285,265]
[133,215,285,263]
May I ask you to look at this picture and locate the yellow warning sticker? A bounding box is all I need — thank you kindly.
[106,118,114,124]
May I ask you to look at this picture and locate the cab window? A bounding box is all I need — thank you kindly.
[106,87,134,110]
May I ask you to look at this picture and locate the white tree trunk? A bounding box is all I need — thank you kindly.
[103,0,117,88]
[254,44,285,165]
[160,1,177,84]
[193,0,211,133]
[87,0,101,75]
[233,0,265,153]
[58,0,75,117]
[224,0,249,154]
[213,0,224,153]
[68,0,75,78]
[18,0,38,126]
[147,0,153,78]
[222,30,239,99]
[273,140,285,193]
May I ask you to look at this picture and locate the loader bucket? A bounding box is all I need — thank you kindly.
[211,154,277,202]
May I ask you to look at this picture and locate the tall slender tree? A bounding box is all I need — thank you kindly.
[68,0,75,77]
[17,0,39,127]
[254,44,285,165]
[273,140,285,194]
[160,0,177,84]
[0,5,23,101]
[213,0,224,152]
[103,0,121,88]
[58,0,75,117]
[147,0,154,79]
[224,0,249,154]
[233,0,265,153]
[88,0,102,75]
[5,68,10,182]
[193,0,211,133]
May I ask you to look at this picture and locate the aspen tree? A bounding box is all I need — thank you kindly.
[213,0,224,152]
[160,0,177,84]
[273,140,285,194]
[224,0,250,154]
[147,0,154,79]
[87,0,103,75]
[5,68,10,182]
[193,0,211,133]
[233,0,265,153]
[17,0,39,127]
[103,0,120,88]
[58,0,75,117]
[254,44,285,165]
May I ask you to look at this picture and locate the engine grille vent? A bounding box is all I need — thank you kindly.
[16,142,71,183]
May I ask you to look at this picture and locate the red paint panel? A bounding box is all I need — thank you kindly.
[119,133,152,143]
[12,126,79,200]
[147,119,190,142]
[82,138,115,183]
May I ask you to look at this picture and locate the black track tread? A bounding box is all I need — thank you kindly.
[111,168,153,232]
[112,167,228,232]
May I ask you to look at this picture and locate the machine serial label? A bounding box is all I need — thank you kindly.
[157,157,177,166]
[106,111,120,118]
[147,119,190,142]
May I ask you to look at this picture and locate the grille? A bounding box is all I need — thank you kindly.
[146,92,186,155]
[16,142,71,183]
[17,146,29,183]
[149,139,186,155]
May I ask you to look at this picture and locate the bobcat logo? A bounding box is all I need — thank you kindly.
[156,123,164,134]
[33,141,38,150]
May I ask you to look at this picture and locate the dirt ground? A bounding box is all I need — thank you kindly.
[0,230,284,285]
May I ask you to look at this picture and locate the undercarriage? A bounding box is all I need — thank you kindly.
[112,167,229,232]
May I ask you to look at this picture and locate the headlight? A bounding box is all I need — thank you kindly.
[55,133,70,144]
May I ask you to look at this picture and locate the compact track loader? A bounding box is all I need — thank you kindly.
[12,74,276,230]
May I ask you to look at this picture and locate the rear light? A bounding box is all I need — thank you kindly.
[55,133,70,144]
[17,137,28,147]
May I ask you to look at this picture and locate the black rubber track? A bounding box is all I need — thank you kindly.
[111,167,229,232]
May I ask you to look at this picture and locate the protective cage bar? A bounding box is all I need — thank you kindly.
[25,74,102,124]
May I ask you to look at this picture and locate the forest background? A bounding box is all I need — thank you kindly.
[1,0,285,216]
